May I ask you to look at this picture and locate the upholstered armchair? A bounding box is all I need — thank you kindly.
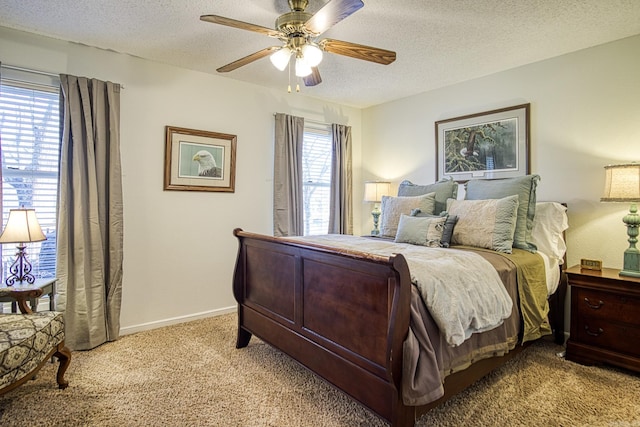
[0,287,71,395]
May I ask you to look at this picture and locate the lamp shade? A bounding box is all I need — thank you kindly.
[270,47,292,71]
[295,56,312,77]
[0,208,46,244]
[301,43,323,67]
[601,163,640,202]
[364,181,391,202]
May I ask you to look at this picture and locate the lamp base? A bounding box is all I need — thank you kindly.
[4,244,36,287]
[619,203,640,278]
[620,270,640,278]
[620,248,640,278]
[371,206,381,236]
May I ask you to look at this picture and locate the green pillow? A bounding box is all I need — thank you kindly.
[464,175,540,252]
[446,195,520,253]
[394,214,447,247]
[410,209,459,248]
[397,178,458,215]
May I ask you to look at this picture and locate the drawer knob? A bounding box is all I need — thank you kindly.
[584,325,604,337]
[584,297,604,309]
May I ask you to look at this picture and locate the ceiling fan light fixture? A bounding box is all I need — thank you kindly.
[295,56,312,77]
[203,0,396,87]
[301,43,323,67]
[270,47,292,71]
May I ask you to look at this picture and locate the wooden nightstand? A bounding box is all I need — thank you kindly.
[566,265,640,373]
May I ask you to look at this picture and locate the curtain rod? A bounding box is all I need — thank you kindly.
[1,63,125,89]
[273,113,330,127]
[1,63,59,78]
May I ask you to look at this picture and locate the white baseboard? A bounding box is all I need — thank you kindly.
[2,299,237,337]
[119,306,237,336]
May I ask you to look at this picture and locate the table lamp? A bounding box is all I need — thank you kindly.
[0,207,47,286]
[364,181,391,236]
[601,163,640,277]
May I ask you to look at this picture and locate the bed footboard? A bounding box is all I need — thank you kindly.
[232,229,415,426]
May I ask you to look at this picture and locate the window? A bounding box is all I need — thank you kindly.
[302,123,332,236]
[0,67,60,279]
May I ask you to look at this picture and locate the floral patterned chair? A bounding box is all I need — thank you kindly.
[0,287,71,395]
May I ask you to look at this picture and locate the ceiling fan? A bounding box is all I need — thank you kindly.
[200,0,396,88]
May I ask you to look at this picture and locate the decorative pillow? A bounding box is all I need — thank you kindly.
[397,178,458,215]
[395,214,447,247]
[464,175,540,252]
[380,193,436,238]
[410,209,459,248]
[446,195,519,253]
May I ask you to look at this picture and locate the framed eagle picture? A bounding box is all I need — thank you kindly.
[164,126,236,192]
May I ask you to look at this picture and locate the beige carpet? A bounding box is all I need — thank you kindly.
[1,313,639,426]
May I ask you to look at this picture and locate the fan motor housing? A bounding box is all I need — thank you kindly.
[276,11,312,36]
[288,0,309,12]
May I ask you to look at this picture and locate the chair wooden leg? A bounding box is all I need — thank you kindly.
[54,342,71,389]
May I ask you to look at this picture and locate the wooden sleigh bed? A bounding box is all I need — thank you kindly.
[232,177,568,427]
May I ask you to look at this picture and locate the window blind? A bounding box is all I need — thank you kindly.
[0,69,60,279]
[302,123,332,236]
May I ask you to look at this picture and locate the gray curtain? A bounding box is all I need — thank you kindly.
[273,113,304,237]
[57,74,123,350]
[0,63,3,248]
[328,123,353,234]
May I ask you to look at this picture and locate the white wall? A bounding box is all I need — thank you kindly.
[362,34,640,272]
[0,27,363,334]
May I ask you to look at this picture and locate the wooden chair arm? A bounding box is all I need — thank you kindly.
[0,288,43,314]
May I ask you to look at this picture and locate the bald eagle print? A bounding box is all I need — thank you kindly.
[192,150,222,178]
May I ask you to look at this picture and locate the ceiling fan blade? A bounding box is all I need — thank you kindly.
[303,67,322,86]
[320,38,396,65]
[304,0,364,36]
[217,47,280,73]
[200,15,281,38]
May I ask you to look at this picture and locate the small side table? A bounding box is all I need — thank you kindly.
[566,265,640,373]
[0,278,57,313]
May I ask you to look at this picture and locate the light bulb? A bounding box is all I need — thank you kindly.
[270,47,292,71]
[295,56,312,77]
[301,44,323,67]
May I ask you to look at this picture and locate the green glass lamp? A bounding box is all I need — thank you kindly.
[601,163,640,277]
[364,181,391,236]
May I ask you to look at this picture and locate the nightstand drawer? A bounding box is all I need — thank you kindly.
[577,318,640,357]
[574,288,640,323]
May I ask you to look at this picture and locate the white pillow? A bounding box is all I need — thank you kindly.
[379,193,436,238]
[531,202,569,262]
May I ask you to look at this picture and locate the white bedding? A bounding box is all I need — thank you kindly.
[289,235,513,347]
[539,251,560,295]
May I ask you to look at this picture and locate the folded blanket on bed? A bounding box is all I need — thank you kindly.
[289,235,512,346]
[504,248,551,342]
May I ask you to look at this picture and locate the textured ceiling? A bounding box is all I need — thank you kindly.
[1,0,639,108]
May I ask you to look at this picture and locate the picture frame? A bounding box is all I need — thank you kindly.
[164,126,236,192]
[435,103,530,182]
